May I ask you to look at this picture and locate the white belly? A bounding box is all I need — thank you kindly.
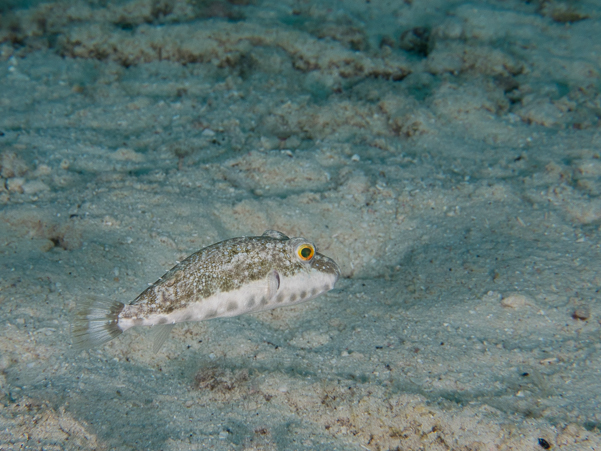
[119,269,336,331]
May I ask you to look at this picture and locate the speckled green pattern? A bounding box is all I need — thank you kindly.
[120,233,339,317]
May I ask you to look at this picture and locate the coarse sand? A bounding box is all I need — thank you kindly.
[1,0,601,449]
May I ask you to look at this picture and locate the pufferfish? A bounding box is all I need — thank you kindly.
[73,230,340,352]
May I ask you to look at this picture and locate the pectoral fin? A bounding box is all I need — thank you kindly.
[266,269,280,301]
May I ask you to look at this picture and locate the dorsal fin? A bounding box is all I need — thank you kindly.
[262,230,289,240]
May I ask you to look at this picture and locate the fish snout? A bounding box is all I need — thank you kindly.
[313,253,341,285]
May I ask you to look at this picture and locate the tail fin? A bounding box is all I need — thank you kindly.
[72,298,125,349]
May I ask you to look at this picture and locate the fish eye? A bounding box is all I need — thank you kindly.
[296,244,315,261]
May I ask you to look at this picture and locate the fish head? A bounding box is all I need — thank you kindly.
[273,236,340,302]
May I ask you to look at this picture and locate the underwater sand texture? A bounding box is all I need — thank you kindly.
[1,0,601,449]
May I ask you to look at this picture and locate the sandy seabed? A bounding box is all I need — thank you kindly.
[1,0,601,449]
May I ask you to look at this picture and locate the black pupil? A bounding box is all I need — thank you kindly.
[300,247,312,258]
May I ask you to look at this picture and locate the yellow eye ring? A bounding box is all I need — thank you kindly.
[297,244,315,261]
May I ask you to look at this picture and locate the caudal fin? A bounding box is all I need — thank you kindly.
[72,298,124,349]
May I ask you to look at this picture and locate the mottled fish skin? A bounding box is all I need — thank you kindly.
[72,230,340,351]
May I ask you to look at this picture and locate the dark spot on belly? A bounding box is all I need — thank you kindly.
[289,293,298,302]
[321,284,329,292]
[310,288,318,296]
[247,297,255,308]
[227,301,238,312]
[259,296,268,306]
[300,291,307,299]
[132,318,144,326]
[156,316,168,325]
[275,293,284,303]
[205,309,217,319]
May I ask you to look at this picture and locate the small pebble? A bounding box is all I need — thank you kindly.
[22,180,49,195]
[572,306,590,321]
[501,293,532,309]
[7,177,24,193]
[34,164,52,176]
[538,438,551,449]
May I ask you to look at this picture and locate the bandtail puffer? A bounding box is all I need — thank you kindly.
[73,230,340,352]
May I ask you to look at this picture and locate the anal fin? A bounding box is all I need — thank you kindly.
[151,323,175,353]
